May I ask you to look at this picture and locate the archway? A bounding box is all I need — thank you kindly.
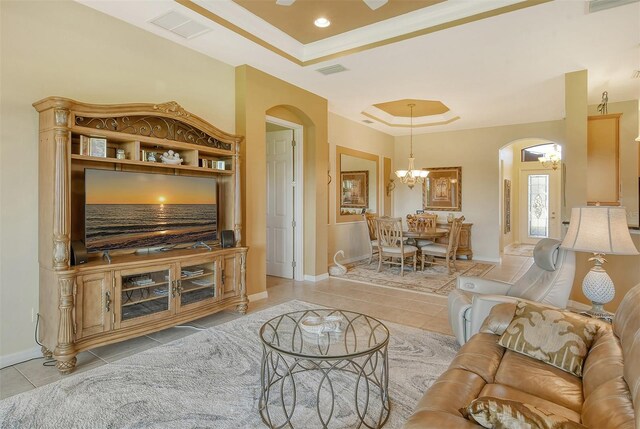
[499,138,563,255]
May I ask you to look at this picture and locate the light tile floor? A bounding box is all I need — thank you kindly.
[0,253,533,400]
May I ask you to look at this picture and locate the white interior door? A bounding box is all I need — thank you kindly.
[266,130,294,278]
[519,168,561,244]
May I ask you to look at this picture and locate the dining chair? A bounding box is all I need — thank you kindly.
[420,215,465,274]
[363,212,379,264]
[376,216,417,276]
[407,213,438,247]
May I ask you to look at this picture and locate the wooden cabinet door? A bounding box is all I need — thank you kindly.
[115,264,174,329]
[176,257,217,313]
[220,253,239,300]
[75,272,113,339]
[587,114,621,205]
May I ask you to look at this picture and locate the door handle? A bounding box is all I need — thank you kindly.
[105,291,111,312]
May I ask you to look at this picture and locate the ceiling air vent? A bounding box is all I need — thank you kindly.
[588,0,638,13]
[316,64,349,76]
[362,119,374,124]
[150,11,211,39]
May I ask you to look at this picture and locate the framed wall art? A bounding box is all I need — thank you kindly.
[504,179,511,233]
[340,170,369,208]
[422,166,462,211]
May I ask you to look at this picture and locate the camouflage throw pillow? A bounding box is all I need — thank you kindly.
[460,396,587,429]
[498,301,598,377]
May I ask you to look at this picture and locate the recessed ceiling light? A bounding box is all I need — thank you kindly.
[314,17,331,28]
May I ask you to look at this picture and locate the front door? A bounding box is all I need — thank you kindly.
[519,168,561,244]
[266,129,294,278]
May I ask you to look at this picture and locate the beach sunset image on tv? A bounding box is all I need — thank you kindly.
[85,169,217,252]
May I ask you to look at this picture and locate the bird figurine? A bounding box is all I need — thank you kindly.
[328,250,347,276]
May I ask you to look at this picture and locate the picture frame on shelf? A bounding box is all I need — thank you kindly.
[422,166,462,211]
[79,135,89,156]
[216,161,226,170]
[88,137,107,158]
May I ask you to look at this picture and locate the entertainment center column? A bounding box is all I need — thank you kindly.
[40,101,78,372]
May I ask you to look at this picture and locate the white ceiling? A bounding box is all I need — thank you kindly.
[78,0,640,136]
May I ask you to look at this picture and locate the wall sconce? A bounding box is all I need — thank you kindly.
[386,179,395,196]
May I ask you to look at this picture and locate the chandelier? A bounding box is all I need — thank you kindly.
[395,104,428,189]
[538,144,562,170]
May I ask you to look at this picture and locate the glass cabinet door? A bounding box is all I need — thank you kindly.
[119,266,172,324]
[178,260,216,309]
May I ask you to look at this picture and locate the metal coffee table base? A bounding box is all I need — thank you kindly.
[259,345,390,429]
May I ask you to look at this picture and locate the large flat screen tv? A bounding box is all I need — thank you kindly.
[85,169,217,253]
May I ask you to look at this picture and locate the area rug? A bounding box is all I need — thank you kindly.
[333,258,494,296]
[0,300,459,429]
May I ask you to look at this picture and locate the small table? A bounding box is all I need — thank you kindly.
[259,309,390,428]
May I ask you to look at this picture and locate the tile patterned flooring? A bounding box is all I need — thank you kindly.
[0,253,533,400]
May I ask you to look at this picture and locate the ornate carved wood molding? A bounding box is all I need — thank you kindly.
[153,101,190,118]
[54,273,77,374]
[53,113,70,270]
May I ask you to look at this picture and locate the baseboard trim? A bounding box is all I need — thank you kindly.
[1,346,42,369]
[304,273,329,282]
[248,291,268,302]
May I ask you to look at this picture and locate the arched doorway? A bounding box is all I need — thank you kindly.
[265,115,304,280]
[499,138,563,254]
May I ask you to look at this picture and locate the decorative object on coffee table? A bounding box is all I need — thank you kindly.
[259,309,390,429]
[561,206,638,319]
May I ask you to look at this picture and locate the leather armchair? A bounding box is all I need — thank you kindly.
[448,238,576,345]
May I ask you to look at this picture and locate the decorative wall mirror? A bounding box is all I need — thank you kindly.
[422,166,462,211]
[336,146,379,223]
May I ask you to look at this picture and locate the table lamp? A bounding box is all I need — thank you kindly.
[560,207,639,318]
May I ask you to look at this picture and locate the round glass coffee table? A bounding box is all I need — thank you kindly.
[259,309,390,428]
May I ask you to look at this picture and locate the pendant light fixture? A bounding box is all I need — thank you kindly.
[538,144,562,170]
[395,103,429,189]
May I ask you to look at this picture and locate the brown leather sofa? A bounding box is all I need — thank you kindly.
[403,283,640,429]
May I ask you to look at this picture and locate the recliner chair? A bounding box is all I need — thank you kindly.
[448,238,576,345]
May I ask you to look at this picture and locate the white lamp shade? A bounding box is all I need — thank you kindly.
[561,207,639,255]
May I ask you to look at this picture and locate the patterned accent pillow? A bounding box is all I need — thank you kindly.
[460,396,587,429]
[498,301,598,377]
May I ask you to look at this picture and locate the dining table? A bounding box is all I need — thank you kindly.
[403,228,449,240]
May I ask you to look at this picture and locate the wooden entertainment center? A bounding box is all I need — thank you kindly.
[34,97,248,373]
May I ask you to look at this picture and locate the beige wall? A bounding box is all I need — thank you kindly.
[569,99,640,311]
[499,144,515,249]
[564,71,589,219]
[0,0,235,359]
[328,113,394,264]
[235,65,328,289]
[394,120,565,261]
